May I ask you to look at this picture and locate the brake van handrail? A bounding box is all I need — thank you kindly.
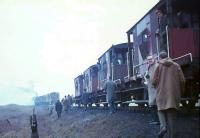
[172,53,192,62]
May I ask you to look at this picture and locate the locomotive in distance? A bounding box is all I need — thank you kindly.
[33,92,60,106]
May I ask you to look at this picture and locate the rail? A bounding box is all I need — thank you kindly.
[132,53,190,69]
[121,87,146,93]
[125,52,193,81]
[123,100,148,104]
[172,53,193,63]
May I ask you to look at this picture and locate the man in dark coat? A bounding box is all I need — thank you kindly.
[104,76,117,114]
[55,100,63,119]
[81,89,88,111]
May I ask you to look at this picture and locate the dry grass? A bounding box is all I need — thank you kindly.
[0,105,199,138]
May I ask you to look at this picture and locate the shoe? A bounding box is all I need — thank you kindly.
[158,127,167,138]
[148,120,154,123]
[149,121,159,125]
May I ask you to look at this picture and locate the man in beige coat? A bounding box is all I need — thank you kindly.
[145,55,159,125]
[153,51,185,138]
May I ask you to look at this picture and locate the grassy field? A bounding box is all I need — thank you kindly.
[0,105,199,138]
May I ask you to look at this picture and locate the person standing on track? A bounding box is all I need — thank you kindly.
[104,76,117,114]
[153,51,185,138]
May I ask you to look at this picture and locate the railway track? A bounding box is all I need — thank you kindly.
[72,104,200,117]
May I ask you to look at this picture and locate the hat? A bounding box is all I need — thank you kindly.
[159,51,168,59]
[147,55,153,60]
[155,9,160,14]
[155,9,163,15]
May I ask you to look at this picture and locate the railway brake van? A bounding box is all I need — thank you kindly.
[74,43,129,107]
[74,0,199,109]
[83,65,99,106]
[74,75,84,106]
[126,0,199,108]
[96,43,128,106]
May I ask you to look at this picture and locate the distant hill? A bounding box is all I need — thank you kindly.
[0,84,35,105]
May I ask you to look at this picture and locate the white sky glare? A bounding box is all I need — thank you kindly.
[0,0,158,105]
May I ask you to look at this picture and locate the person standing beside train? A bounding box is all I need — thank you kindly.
[145,55,159,125]
[82,89,88,111]
[55,100,63,119]
[67,94,73,111]
[152,51,185,138]
[63,96,68,112]
[104,76,117,114]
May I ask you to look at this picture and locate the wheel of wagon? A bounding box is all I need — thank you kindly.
[181,100,187,107]
[104,103,108,107]
[138,103,145,107]
[122,103,128,108]
[138,103,145,111]
[187,100,196,109]
[180,99,196,114]
[95,104,100,107]
[121,103,129,111]
[88,103,92,108]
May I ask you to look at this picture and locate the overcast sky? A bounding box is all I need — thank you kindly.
[0,0,158,105]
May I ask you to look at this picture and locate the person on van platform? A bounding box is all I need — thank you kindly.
[55,100,63,119]
[153,51,185,138]
[145,55,159,125]
[104,76,117,114]
[156,9,168,52]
